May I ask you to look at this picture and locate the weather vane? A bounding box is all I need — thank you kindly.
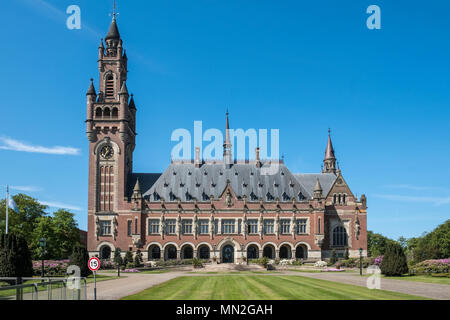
[109,0,119,20]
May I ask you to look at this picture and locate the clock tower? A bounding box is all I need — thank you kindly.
[85,14,137,219]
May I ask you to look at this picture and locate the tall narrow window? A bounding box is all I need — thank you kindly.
[112,107,118,118]
[105,74,114,99]
[318,217,321,234]
[127,220,132,236]
[135,217,138,234]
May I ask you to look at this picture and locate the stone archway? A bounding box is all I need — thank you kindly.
[197,245,210,260]
[295,244,308,259]
[148,245,161,260]
[181,245,194,259]
[165,244,177,260]
[279,244,292,259]
[100,245,111,259]
[247,244,259,259]
[263,244,275,259]
[222,245,234,263]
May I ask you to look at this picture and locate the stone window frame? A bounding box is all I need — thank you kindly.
[296,217,310,235]
[247,219,258,234]
[99,219,112,236]
[221,219,236,234]
[263,219,275,235]
[147,218,160,235]
[329,219,351,248]
[182,219,193,235]
[165,219,176,235]
[280,219,291,234]
[198,219,209,234]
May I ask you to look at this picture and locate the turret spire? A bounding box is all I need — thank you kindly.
[323,128,337,174]
[223,110,232,168]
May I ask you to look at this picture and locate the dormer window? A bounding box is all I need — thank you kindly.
[163,182,169,188]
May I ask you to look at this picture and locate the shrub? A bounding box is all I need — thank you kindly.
[330,249,337,264]
[69,245,91,277]
[380,242,409,276]
[374,256,383,266]
[192,257,203,268]
[256,257,270,267]
[134,250,143,267]
[32,259,69,276]
[334,261,342,269]
[314,261,327,268]
[410,259,450,274]
[100,259,114,269]
[0,233,33,284]
[292,259,303,266]
[124,251,133,266]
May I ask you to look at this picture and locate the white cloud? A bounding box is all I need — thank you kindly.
[39,201,83,212]
[0,137,80,155]
[373,194,450,206]
[10,185,42,192]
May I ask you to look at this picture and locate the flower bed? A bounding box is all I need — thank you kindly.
[122,268,141,273]
[32,260,70,276]
[411,259,450,274]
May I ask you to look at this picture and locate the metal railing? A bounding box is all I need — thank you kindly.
[0,277,87,300]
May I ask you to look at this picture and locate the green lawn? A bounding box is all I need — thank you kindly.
[122,275,429,300]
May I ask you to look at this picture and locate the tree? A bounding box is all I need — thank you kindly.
[0,194,48,245]
[410,220,450,262]
[330,249,337,264]
[344,248,349,260]
[0,233,33,284]
[51,210,82,258]
[134,249,143,267]
[69,245,91,277]
[367,230,396,257]
[30,216,57,259]
[113,248,123,266]
[124,250,133,266]
[380,242,408,276]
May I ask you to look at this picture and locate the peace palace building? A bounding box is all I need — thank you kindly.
[86,17,368,263]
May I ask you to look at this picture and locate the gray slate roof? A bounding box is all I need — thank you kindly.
[293,173,337,198]
[139,162,336,203]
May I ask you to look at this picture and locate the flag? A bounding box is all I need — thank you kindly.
[7,194,18,212]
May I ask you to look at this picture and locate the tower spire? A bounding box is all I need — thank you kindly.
[223,110,232,168]
[323,128,337,174]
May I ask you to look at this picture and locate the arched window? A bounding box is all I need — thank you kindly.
[338,194,342,204]
[332,226,348,246]
[112,107,118,118]
[95,107,102,118]
[343,194,346,204]
[247,245,259,259]
[105,74,114,99]
[198,246,210,259]
[333,194,337,204]
[103,107,111,118]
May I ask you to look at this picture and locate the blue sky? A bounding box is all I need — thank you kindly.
[0,0,449,239]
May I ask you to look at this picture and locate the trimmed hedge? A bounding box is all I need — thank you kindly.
[0,233,33,283]
[380,242,408,276]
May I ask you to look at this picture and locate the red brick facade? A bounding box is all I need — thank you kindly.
[86,18,367,263]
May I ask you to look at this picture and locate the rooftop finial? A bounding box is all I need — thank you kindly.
[112,0,118,21]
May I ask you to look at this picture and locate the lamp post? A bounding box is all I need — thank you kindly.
[359,247,363,276]
[39,237,46,278]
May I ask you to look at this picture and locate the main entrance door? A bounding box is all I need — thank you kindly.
[222,245,234,263]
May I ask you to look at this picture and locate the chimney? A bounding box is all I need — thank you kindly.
[195,147,201,168]
[255,147,261,168]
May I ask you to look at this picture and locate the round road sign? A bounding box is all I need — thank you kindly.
[88,257,100,272]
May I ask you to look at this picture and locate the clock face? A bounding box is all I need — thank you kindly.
[100,145,114,159]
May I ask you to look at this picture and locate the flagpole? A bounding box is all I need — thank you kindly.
[6,185,9,234]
